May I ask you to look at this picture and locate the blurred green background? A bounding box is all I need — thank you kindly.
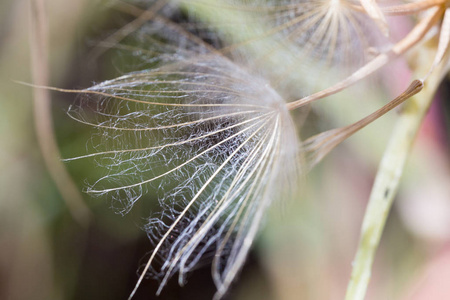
[2,1,450,300]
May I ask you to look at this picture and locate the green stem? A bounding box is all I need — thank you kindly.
[345,40,448,300]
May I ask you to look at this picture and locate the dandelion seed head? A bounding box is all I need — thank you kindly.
[182,0,387,97]
[68,16,302,297]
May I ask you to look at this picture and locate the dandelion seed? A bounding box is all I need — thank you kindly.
[66,17,302,299]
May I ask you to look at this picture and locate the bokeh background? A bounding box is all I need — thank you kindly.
[2,1,450,300]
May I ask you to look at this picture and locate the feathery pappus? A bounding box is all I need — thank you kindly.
[60,0,450,299]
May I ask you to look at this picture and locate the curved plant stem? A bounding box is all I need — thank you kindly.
[344,38,450,300]
[30,0,91,226]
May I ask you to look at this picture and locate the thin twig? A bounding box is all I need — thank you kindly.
[29,0,91,226]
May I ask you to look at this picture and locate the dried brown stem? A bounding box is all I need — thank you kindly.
[29,0,91,226]
[304,79,424,167]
